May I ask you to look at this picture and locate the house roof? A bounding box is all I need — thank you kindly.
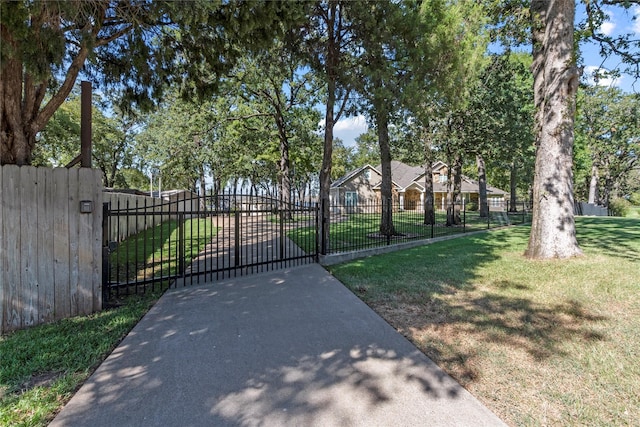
[333,160,508,195]
[330,164,380,188]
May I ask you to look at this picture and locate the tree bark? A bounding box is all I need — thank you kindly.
[1,35,91,165]
[588,163,599,204]
[275,112,292,220]
[477,153,489,217]
[452,154,462,225]
[423,139,435,225]
[509,162,518,212]
[526,0,582,259]
[376,103,396,237]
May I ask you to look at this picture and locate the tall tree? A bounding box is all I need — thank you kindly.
[409,0,489,224]
[0,0,303,165]
[350,0,421,236]
[232,41,320,215]
[302,1,356,253]
[576,86,640,206]
[526,0,582,258]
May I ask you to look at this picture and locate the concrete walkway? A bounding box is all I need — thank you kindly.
[176,215,310,285]
[51,264,505,427]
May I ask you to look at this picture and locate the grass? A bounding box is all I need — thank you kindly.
[290,209,530,254]
[108,218,217,294]
[0,217,217,426]
[0,289,166,426]
[330,216,640,426]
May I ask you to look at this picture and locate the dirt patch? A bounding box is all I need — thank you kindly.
[18,372,62,394]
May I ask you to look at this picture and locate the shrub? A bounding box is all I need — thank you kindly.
[466,201,478,211]
[608,198,631,217]
[628,192,640,206]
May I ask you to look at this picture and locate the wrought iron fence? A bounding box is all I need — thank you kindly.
[103,192,318,305]
[323,198,531,254]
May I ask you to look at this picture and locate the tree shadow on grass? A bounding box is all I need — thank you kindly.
[337,225,611,390]
[575,217,640,262]
[369,283,608,387]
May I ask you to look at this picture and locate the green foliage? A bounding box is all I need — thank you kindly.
[34,89,142,187]
[575,86,640,205]
[608,197,631,217]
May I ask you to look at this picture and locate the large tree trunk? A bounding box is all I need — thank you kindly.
[275,112,292,220]
[446,153,462,226]
[526,0,582,259]
[1,27,90,165]
[320,70,336,255]
[588,163,599,204]
[423,154,435,225]
[509,162,518,212]
[477,153,489,217]
[376,105,396,237]
[316,1,347,254]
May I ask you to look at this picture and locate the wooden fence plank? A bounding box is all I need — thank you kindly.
[68,169,80,317]
[3,165,22,330]
[1,166,104,333]
[77,168,95,315]
[37,167,55,324]
[92,171,103,312]
[53,168,71,321]
[20,166,38,327]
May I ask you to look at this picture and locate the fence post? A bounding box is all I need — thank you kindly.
[177,213,186,276]
[463,205,466,233]
[234,210,240,267]
[279,207,285,259]
[315,203,320,261]
[102,202,110,308]
[487,208,491,229]
[320,198,328,255]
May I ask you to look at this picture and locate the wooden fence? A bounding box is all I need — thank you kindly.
[0,165,103,334]
[103,192,170,243]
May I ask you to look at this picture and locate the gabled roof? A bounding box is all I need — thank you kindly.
[332,160,508,195]
[330,164,380,188]
[374,160,424,190]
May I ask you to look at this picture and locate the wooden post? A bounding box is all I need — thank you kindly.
[81,81,92,168]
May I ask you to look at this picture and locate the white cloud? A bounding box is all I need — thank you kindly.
[583,66,622,88]
[600,21,616,36]
[334,115,367,133]
[318,115,369,147]
[633,6,640,34]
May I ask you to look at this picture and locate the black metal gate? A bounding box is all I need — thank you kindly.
[102,193,318,305]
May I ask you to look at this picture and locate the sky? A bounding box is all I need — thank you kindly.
[332,4,640,147]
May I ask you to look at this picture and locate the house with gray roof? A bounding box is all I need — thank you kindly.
[330,160,508,211]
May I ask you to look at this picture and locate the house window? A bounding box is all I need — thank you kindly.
[439,174,447,183]
[345,192,358,207]
[363,169,371,180]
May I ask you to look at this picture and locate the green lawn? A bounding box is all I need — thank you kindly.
[0,290,165,426]
[108,218,218,297]
[290,209,529,254]
[330,216,640,426]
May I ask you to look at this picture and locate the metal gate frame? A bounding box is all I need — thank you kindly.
[102,193,319,305]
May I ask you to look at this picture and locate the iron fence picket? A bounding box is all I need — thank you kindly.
[103,193,319,305]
